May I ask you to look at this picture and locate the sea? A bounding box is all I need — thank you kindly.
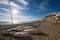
[0,21,33,25]
[0,21,20,25]
[0,22,11,25]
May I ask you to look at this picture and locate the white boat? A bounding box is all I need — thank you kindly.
[2,30,16,36]
[23,26,34,29]
[2,28,23,36]
[14,32,30,37]
[24,28,41,34]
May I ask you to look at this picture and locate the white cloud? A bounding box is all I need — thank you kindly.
[18,16,40,22]
[0,0,8,4]
[0,7,39,23]
[17,0,29,6]
[10,1,25,10]
[0,11,40,23]
[38,0,50,12]
[0,0,39,23]
[0,8,9,11]
[0,0,27,10]
[3,12,40,23]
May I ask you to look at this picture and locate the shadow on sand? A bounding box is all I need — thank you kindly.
[14,36,33,40]
[2,32,48,40]
[30,32,48,36]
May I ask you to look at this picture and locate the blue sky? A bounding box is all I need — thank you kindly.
[0,0,60,23]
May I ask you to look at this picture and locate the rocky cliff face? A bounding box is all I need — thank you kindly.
[43,12,60,24]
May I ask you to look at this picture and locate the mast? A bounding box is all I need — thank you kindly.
[9,0,13,25]
[17,13,20,25]
[9,0,20,25]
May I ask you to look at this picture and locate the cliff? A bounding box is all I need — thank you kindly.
[43,12,60,24]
